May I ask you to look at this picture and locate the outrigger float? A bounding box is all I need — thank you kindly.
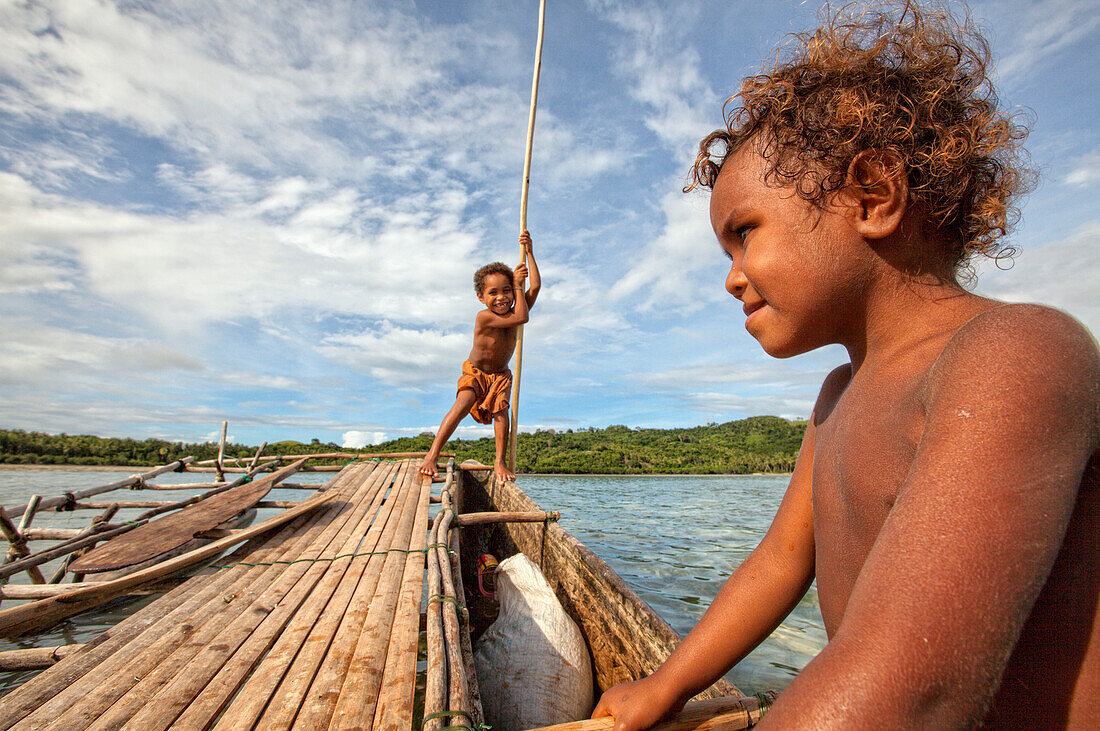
[0,442,774,729]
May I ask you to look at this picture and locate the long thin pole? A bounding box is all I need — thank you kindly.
[509,0,546,474]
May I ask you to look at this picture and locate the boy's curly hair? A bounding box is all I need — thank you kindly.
[474,262,514,296]
[688,1,1035,273]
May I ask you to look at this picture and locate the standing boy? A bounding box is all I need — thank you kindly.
[418,231,540,485]
[595,2,1098,728]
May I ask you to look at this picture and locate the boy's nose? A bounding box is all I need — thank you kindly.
[725,264,748,298]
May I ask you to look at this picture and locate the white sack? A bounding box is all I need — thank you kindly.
[473,553,594,730]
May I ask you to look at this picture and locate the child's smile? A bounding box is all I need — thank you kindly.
[480,273,515,315]
[710,142,873,358]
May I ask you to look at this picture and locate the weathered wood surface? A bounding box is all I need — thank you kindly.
[0,458,435,730]
[462,465,739,699]
[0,477,333,638]
[530,692,777,731]
[69,457,306,573]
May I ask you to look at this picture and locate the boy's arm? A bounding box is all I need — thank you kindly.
[592,375,827,731]
[519,230,541,307]
[755,305,1100,728]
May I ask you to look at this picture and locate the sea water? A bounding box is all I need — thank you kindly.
[0,470,825,697]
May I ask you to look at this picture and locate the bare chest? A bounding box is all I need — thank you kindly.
[811,373,927,631]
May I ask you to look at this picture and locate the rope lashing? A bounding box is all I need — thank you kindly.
[209,545,448,570]
[56,492,77,512]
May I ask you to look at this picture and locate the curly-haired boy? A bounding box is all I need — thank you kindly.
[418,231,540,486]
[595,2,1098,728]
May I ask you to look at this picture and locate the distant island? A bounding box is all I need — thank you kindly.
[0,416,805,475]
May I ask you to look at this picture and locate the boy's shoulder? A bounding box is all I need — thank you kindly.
[927,302,1100,427]
[934,302,1098,379]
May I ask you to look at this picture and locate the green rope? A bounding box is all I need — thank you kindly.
[425,594,468,617]
[210,546,433,570]
[421,710,490,731]
[755,691,774,718]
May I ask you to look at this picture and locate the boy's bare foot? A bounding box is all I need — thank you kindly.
[494,460,515,485]
[418,456,439,478]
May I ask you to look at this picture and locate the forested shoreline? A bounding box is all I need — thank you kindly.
[0,416,804,474]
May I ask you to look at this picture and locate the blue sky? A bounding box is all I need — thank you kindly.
[1,0,1097,448]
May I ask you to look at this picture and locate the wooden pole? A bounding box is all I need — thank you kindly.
[509,0,547,473]
[527,692,777,731]
[215,420,228,482]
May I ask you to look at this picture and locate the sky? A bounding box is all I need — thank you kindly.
[1,0,1097,449]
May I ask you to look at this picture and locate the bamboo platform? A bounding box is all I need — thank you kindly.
[0,458,435,730]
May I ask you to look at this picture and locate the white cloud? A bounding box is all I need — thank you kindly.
[1064,147,1100,187]
[609,187,719,309]
[974,221,1100,336]
[319,323,472,386]
[342,430,389,448]
[979,0,1100,87]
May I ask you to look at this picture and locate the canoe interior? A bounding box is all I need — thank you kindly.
[456,467,738,700]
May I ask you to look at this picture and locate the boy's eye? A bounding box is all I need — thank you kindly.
[734,225,753,242]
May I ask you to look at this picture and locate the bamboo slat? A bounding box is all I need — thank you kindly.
[24,466,362,730]
[172,463,396,729]
[82,465,376,730]
[371,471,432,729]
[0,481,336,638]
[211,464,403,729]
[297,462,422,728]
[0,505,323,729]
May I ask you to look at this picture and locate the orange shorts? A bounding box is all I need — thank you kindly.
[457,361,512,424]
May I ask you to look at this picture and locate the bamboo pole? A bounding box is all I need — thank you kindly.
[446,470,485,727]
[50,504,120,584]
[0,644,84,671]
[0,461,276,582]
[2,457,195,519]
[423,466,451,731]
[509,0,547,473]
[215,421,228,482]
[0,484,335,638]
[528,692,777,731]
[450,509,559,527]
[30,465,364,730]
[249,441,267,471]
[0,498,46,584]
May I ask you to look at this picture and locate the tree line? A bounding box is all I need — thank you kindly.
[0,416,804,474]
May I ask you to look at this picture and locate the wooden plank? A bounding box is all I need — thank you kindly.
[211,464,402,729]
[171,464,397,729]
[69,457,307,573]
[0,472,346,727]
[289,462,421,729]
[0,507,323,730]
[529,692,776,731]
[329,463,428,729]
[372,472,432,729]
[74,464,374,730]
[0,476,334,638]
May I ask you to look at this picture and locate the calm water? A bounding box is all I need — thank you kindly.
[0,470,825,696]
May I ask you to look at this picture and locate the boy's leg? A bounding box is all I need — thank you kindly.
[492,409,515,485]
[418,389,478,477]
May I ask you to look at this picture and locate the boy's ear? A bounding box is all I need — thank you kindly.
[843,150,908,240]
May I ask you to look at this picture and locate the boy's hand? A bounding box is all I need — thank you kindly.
[513,263,528,284]
[519,230,533,252]
[592,676,685,731]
